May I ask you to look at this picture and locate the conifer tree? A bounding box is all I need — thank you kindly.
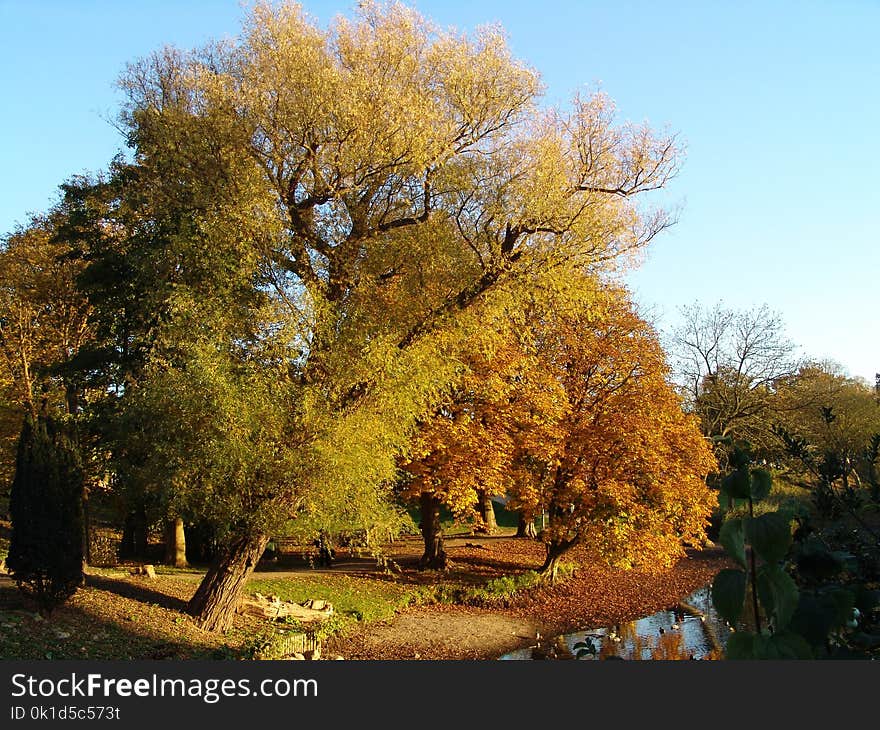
[7,414,84,614]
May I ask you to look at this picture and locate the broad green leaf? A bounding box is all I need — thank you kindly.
[717,489,747,511]
[749,468,772,501]
[818,586,855,628]
[718,517,746,568]
[753,631,813,659]
[722,468,751,500]
[712,568,747,626]
[756,564,799,630]
[794,537,846,580]
[791,593,836,646]
[725,631,757,659]
[747,511,792,563]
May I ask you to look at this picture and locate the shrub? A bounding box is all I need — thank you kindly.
[6,414,84,614]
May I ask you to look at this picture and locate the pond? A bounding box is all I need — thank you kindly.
[499,585,734,660]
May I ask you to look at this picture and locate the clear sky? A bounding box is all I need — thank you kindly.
[1,0,877,382]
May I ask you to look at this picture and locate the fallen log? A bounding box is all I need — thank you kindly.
[237,593,334,622]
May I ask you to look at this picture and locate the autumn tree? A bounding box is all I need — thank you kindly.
[400,319,565,566]
[111,0,680,629]
[515,289,716,582]
[0,204,95,562]
[0,211,93,461]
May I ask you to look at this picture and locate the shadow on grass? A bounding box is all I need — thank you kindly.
[85,574,188,612]
[0,578,223,660]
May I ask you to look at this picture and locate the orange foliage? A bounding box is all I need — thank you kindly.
[517,288,717,570]
[400,330,563,521]
[401,284,715,568]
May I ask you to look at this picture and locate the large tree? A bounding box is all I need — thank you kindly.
[0,205,94,550]
[517,289,717,582]
[112,0,681,630]
[0,212,93,466]
[45,168,192,564]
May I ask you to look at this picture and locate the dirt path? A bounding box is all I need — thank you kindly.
[337,606,542,660]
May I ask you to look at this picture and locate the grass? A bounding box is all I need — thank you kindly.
[0,503,558,660]
[0,579,237,660]
[720,469,813,521]
[0,547,557,659]
[242,564,562,659]
[249,573,419,625]
[763,471,813,515]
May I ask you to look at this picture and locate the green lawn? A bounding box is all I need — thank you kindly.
[248,573,419,624]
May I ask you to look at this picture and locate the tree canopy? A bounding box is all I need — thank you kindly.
[1,0,694,629]
[104,0,684,628]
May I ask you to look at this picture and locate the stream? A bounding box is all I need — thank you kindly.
[499,585,733,660]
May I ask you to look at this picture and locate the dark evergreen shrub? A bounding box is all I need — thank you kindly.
[7,414,84,614]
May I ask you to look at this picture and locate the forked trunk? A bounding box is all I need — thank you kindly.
[474,490,497,534]
[539,538,576,585]
[164,518,188,568]
[418,492,447,569]
[516,512,537,538]
[188,533,269,631]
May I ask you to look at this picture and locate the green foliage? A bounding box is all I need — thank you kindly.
[726,631,812,660]
[754,564,799,630]
[718,518,746,568]
[412,566,572,607]
[282,497,418,560]
[480,570,546,601]
[711,568,747,625]
[747,511,793,564]
[712,440,880,659]
[7,415,84,614]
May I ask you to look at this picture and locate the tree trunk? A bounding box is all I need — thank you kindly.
[418,492,447,569]
[164,517,188,568]
[65,382,79,418]
[119,506,148,561]
[516,511,537,538]
[188,533,269,631]
[539,538,576,585]
[474,490,497,534]
[81,490,91,574]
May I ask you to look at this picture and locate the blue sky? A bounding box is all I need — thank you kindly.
[1,0,877,382]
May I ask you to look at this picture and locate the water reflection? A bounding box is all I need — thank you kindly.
[499,586,733,660]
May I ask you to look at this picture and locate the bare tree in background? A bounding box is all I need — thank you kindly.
[670,302,801,450]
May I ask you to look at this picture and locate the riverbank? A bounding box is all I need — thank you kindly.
[327,538,731,660]
[0,529,731,660]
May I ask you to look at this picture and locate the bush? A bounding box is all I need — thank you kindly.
[6,414,84,614]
